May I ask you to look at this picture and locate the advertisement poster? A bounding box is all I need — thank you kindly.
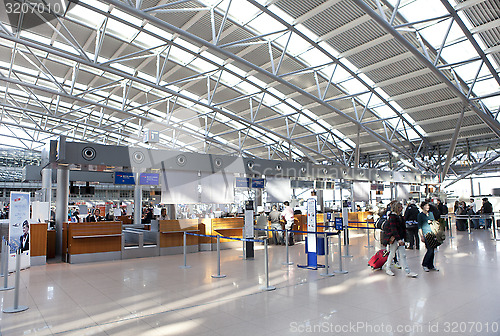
[8,192,31,271]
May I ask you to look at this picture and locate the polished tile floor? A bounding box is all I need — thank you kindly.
[1,228,500,335]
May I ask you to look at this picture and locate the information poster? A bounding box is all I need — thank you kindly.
[9,192,31,271]
[307,198,317,253]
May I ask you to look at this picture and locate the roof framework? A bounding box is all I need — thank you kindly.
[0,0,498,182]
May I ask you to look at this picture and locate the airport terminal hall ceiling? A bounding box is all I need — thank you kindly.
[0,0,499,181]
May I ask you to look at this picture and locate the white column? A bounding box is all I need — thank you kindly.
[55,166,69,257]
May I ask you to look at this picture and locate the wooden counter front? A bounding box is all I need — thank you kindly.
[347,211,375,228]
[30,223,48,257]
[211,218,244,242]
[66,221,122,255]
[158,219,200,248]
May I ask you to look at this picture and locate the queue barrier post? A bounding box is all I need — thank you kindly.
[1,238,5,277]
[0,240,14,291]
[364,225,374,248]
[211,235,226,279]
[261,238,276,291]
[3,249,28,313]
[282,228,293,266]
[179,231,191,269]
[334,229,348,274]
[320,232,334,277]
[491,214,498,241]
[448,215,454,239]
[342,225,353,258]
[468,215,472,234]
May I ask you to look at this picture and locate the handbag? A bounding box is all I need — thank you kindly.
[406,220,418,229]
[425,232,441,249]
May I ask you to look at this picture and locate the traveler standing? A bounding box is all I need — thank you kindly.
[479,198,493,229]
[404,199,420,249]
[268,205,283,245]
[281,201,295,246]
[418,201,438,272]
[383,201,418,277]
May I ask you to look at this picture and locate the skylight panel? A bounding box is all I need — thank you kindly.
[53,41,79,55]
[109,63,135,75]
[340,78,367,96]
[134,32,166,50]
[224,0,260,25]
[200,51,225,66]
[169,46,195,66]
[247,13,287,36]
[298,49,331,71]
[267,4,294,25]
[189,58,218,73]
[397,0,448,22]
[66,4,105,28]
[106,18,139,42]
[236,81,259,95]
[144,23,173,41]
[274,33,310,57]
[176,38,200,53]
[224,64,246,77]
[419,20,463,50]
[111,7,143,27]
[19,31,51,45]
[372,105,397,119]
[453,61,489,83]
[472,78,498,97]
[440,40,477,64]
[246,75,267,89]
[220,71,241,87]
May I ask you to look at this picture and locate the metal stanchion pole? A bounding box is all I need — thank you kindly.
[490,214,497,241]
[1,238,5,277]
[334,231,348,274]
[3,249,28,313]
[342,226,352,258]
[448,215,454,239]
[179,232,191,269]
[467,215,472,234]
[211,235,226,278]
[282,229,293,265]
[364,226,373,248]
[1,240,14,291]
[261,239,276,291]
[321,232,334,277]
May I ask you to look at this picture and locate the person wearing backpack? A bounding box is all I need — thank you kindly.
[383,201,418,277]
[404,199,420,250]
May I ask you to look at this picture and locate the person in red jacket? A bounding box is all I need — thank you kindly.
[383,201,418,278]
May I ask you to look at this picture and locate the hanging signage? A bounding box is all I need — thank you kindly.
[139,173,159,185]
[235,177,251,188]
[251,178,265,189]
[114,172,135,185]
[9,192,31,271]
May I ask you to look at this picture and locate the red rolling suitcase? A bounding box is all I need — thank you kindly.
[368,249,389,270]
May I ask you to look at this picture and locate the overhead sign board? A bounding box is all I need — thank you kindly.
[140,173,159,185]
[114,172,135,185]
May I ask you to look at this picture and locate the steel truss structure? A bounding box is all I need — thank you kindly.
[0,0,498,183]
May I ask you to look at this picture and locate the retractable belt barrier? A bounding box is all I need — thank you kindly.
[180,232,274,291]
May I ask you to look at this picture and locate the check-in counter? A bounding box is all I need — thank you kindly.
[211,217,244,249]
[63,221,122,264]
[348,211,375,228]
[30,223,48,266]
[159,219,200,255]
[122,228,159,259]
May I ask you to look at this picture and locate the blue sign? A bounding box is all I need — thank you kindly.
[140,173,159,185]
[251,178,265,188]
[335,217,343,230]
[115,172,135,185]
[236,177,250,188]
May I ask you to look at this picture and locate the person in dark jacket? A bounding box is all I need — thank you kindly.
[383,201,418,277]
[479,198,493,229]
[404,200,420,250]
